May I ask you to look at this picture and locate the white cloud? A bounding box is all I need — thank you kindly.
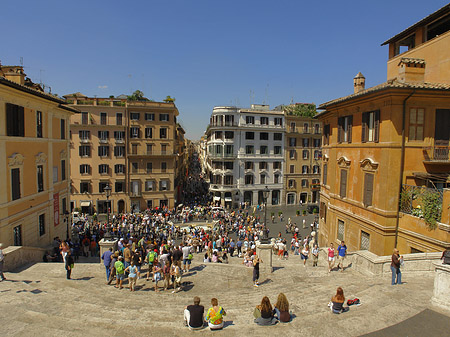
[98,85,108,89]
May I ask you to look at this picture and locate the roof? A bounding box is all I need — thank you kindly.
[63,92,87,98]
[399,57,426,65]
[317,79,450,112]
[381,4,450,46]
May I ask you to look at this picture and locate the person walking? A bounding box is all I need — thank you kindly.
[253,254,262,287]
[0,243,6,281]
[327,243,335,272]
[101,248,113,282]
[337,241,347,272]
[391,248,403,285]
[65,251,74,280]
[312,244,319,267]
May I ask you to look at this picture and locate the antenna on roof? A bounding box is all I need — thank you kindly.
[20,57,23,66]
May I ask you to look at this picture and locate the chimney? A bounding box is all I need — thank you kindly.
[2,66,26,85]
[398,58,425,84]
[353,72,365,94]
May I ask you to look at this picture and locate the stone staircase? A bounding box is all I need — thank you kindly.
[0,252,443,337]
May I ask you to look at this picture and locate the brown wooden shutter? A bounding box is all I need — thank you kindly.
[340,169,347,197]
[323,163,328,185]
[348,115,353,143]
[337,118,343,143]
[361,112,368,143]
[364,173,374,206]
[374,110,380,143]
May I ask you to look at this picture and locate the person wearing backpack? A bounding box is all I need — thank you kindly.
[146,249,157,281]
[115,256,125,289]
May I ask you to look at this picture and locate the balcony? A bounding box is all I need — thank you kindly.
[423,144,450,163]
[99,139,108,144]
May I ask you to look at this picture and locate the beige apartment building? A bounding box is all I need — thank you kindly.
[0,65,76,248]
[67,95,185,213]
[284,106,322,205]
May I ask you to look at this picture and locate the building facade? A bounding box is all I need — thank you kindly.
[284,108,322,205]
[0,65,75,248]
[206,105,284,208]
[68,95,185,213]
[317,5,450,255]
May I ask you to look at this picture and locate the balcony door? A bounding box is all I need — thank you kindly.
[435,109,450,160]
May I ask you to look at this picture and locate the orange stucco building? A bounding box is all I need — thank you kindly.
[317,5,450,255]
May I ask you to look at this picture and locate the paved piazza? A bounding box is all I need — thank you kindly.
[0,252,448,336]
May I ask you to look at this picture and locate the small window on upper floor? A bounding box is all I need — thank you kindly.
[246,116,255,124]
[130,112,140,121]
[260,117,269,125]
[160,113,169,122]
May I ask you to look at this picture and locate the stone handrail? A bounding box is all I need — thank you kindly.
[3,246,48,272]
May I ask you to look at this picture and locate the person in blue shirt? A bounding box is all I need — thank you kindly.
[101,248,114,281]
[337,241,347,272]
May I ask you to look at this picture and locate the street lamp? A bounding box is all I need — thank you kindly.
[262,186,270,243]
[104,184,112,239]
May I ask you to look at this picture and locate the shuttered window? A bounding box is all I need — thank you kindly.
[363,173,374,206]
[409,108,424,141]
[323,163,328,186]
[360,231,370,250]
[11,168,21,200]
[6,103,25,137]
[340,169,347,198]
[362,110,380,143]
[337,220,345,241]
[337,116,352,143]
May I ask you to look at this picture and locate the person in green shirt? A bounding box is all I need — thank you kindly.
[114,256,125,289]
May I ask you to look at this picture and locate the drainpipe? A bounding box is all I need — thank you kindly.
[394,89,415,248]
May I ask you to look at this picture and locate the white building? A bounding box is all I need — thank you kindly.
[206,105,285,208]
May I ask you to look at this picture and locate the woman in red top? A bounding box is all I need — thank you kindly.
[327,243,335,272]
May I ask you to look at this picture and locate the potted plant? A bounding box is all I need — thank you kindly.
[302,210,307,216]
[296,210,300,216]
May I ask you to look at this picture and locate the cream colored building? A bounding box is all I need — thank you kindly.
[0,65,75,248]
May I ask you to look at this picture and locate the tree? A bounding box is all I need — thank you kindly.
[163,95,175,103]
[282,103,317,117]
[127,90,149,101]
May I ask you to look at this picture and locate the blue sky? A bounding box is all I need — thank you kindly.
[1,0,448,139]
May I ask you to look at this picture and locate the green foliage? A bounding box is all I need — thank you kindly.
[296,210,300,215]
[163,95,176,103]
[128,90,149,101]
[302,210,307,215]
[422,189,442,230]
[283,104,317,117]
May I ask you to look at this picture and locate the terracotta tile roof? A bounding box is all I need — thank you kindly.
[318,79,450,112]
[399,57,426,65]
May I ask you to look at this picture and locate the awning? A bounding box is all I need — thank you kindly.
[225,197,232,202]
[214,196,221,201]
[80,201,91,207]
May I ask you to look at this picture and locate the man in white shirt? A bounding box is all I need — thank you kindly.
[182,244,193,272]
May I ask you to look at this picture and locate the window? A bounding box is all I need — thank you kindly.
[274,146,282,155]
[80,181,90,193]
[224,114,234,126]
[313,139,321,148]
[323,124,331,145]
[215,144,223,155]
[363,173,374,206]
[146,162,152,173]
[36,111,43,138]
[159,180,169,191]
[289,150,296,159]
[145,113,155,121]
[159,113,169,122]
[214,131,222,140]
[80,164,90,174]
[98,130,109,142]
[37,165,44,192]
[340,169,348,198]
[274,118,282,126]
[115,164,125,174]
[146,144,153,155]
[259,162,267,170]
[61,160,66,180]
[161,144,167,154]
[245,162,253,170]
[245,174,254,184]
[260,174,266,184]
[260,117,268,125]
[302,165,309,174]
[82,112,88,125]
[115,181,125,192]
[260,146,268,154]
[6,103,25,137]
[131,144,138,155]
[246,116,255,124]
[314,124,320,134]
[60,119,66,139]
[79,145,91,157]
[408,108,424,141]
[288,179,295,188]
[302,179,308,187]
[224,162,233,170]
[289,137,297,147]
[224,145,233,156]
[313,165,320,174]
[147,200,153,209]
[114,146,125,157]
[287,193,295,204]
[98,146,110,157]
[303,123,309,134]
[100,112,107,125]
[99,164,109,174]
[114,131,125,142]
[338,115,353,143]
[323,164,328,185]
[225,131,234,139]
[13,225,22,246]
[303,150,309,159]
[160,128,167,139]
[362,110,380,143]
[130,112,140,120]
[131,162,138,173]
[245,145,254,154]
[39,214,45,236]
[360,231,370,250]
[224,175,233,185]
[260,132,269,140]
[145,128,153,138]
[274,133,282,141]
[161,162,167,173]
[79,130,90,141]
[145,180,155,191]
[53,166,58,183]
[130,127,140,138]
[273,162,281,170]
[11,168,20,200]
[245,132,254,140]
[290,122,296,132]
[314,150,320,160]
[302,138,309,147]
[116,113,123,125]
[99,182,109,193]
[337,220,345,241]
[274,174,280,184]
[290,165,295,174]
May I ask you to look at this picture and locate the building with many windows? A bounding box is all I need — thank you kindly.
[317,4,450,255]
[205,105,284,207]
[68,95,185,213]
[0,65,76,248]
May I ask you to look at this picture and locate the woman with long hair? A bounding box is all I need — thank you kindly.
[274,293,291,322]
[330,287,349,314]
[254,296,278,325]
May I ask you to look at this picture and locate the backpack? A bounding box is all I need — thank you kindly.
[115,261,124,274]
[148,251,157,263]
